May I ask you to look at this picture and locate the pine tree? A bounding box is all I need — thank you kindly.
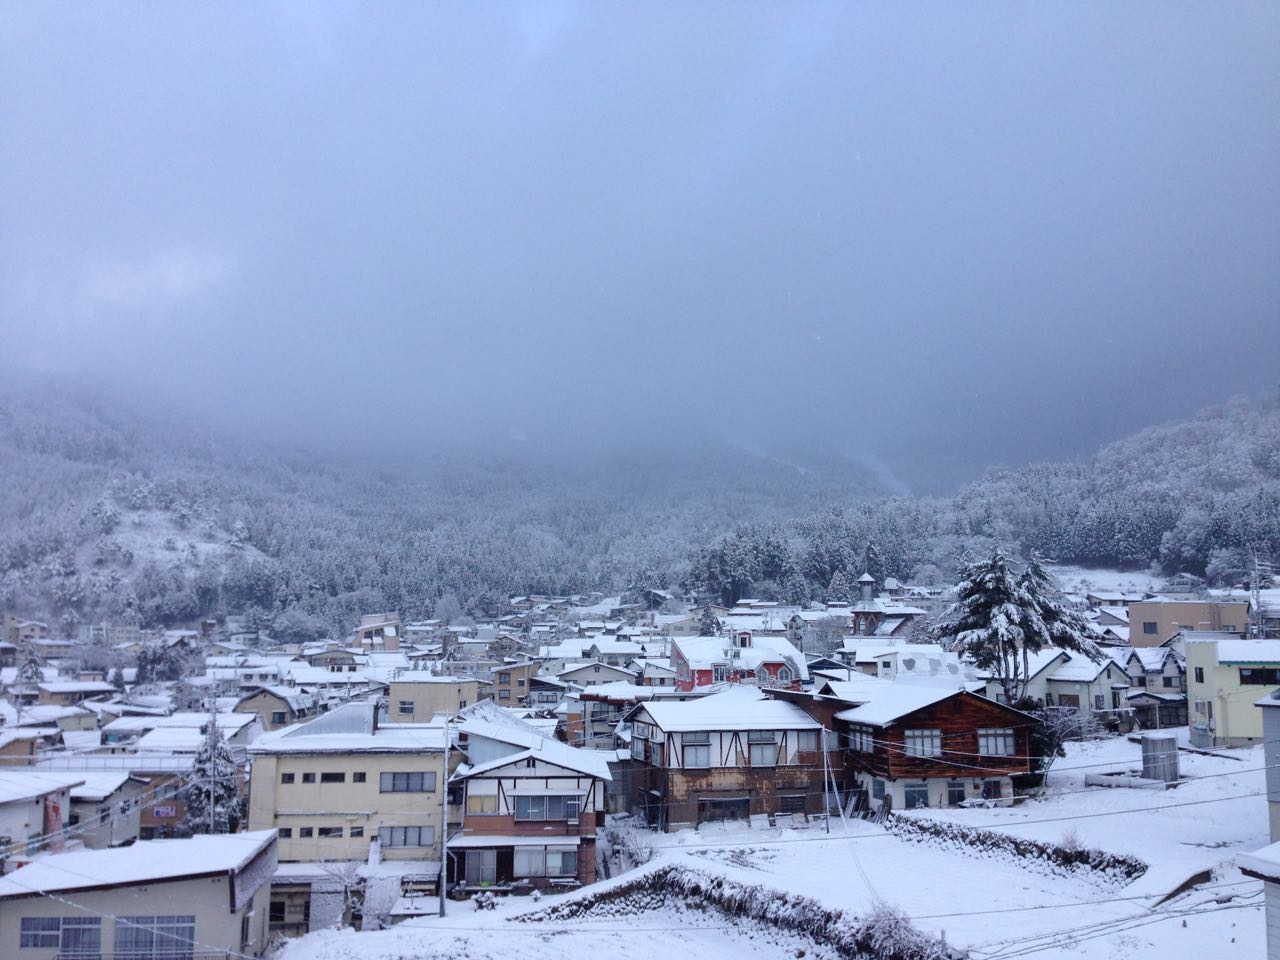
[934,547,1100,702]
[181,712,245,835]
[861,542,887,583]
[110,665,126,692]
[698,606,720,637]
[826,570,853,604]
[16,644,43,688]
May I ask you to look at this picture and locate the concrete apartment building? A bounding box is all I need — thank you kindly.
[0,831,276,959]
[387,674,489,721]
[1129,599,1250,646]
[248,702,449,869]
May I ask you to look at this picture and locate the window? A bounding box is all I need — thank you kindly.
[904,782,929,809]
[1241,667,1280,685]
[353,772,366,783]
[350,826,364,838]
[1194,666,1205,683]
[271,711,287,725]
[977,729,1015,757]
[318,826,343,838]
[398,700,415,716]
[320,772,345,784]
[778,794,806,814]
[1134,675,1146,687]
[281,772,295,784]
[20,917,61,948]
[947,780,966,806]
[269,901,286,924]
[748,730,775,767]
[517,678,525,687]
[848,728,875,752]
[515,795,580,821]
[683,731,711,768]
[776,665,793,683]
[982,779,1004,800]
[514,847,545,877]
[378,825,434,848]
[466,794,498,815]
[712,664,729,683]
[871,778,885,801]
[1143,622,1158,635]
[630,737,645,760]
[498,672,510,683]
[115,915,195,960]
[299,827,313,838]
[904,730,942,758]
[632,721,650,741]
[498,690,510,700]
[1093,695,1105,711]
[546,846,577,876]
[278,827,293,839]
[465,849,497,885]
[302,773,316,784]
[380,771,437,792]
[1163,676,1178,689]
[797,729,818,752]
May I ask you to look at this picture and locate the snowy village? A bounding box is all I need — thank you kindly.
[4,3,1279,959]
[0,559,1277,960]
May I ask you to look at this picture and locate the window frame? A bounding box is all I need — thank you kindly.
[976,728,1015,757]
[903,729,942,758]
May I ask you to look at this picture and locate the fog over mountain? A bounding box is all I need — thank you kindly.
[3,4,1279,491]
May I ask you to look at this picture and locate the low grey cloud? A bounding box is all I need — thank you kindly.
[2,3,1277,489]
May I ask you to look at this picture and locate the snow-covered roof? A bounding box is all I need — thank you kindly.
[675,635,809,681]
[102,712,256,735]
[0,771,87,804]
[1046,656,1128,683]
[36,681,116,695]
[69,771,138,801]
[0,831,276,898]
[1196,639,1280,664]
[1238,842,1280,882]
[835,686,966,727]
[250,702,446,754]
[638,687,819,733]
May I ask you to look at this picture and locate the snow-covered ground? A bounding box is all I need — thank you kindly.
[1049,565,1165,595]
[277,737,1267,960]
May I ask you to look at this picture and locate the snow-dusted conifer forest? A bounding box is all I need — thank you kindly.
[2,383,1277,637]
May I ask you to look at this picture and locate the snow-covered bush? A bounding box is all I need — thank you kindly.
[515,864,951,959]
[473,891,497,910]
[885,815,1146,889]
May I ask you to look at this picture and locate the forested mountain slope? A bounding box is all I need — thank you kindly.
[0,382,882,635]
[2,383,1276,635]
[686,391,1280,604]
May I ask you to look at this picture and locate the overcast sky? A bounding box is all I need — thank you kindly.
[2,3,1278,489]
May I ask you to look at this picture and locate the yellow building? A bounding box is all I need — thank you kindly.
[1186,636,1280,748]
[247,702,449,870]
[387,674,490,722]
[0,831,276,959]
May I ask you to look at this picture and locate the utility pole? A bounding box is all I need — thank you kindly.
[439,718,450,918]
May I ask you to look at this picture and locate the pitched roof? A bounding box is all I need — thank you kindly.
[0,831,276,898]
[638,687,820,733]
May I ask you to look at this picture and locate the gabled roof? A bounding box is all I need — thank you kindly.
[0,771,86,805]
[835,687,1035,728]
[637,687,819,733]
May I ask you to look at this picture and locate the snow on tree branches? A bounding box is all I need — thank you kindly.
[933,548,1100,703]
[181,711,245,835]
